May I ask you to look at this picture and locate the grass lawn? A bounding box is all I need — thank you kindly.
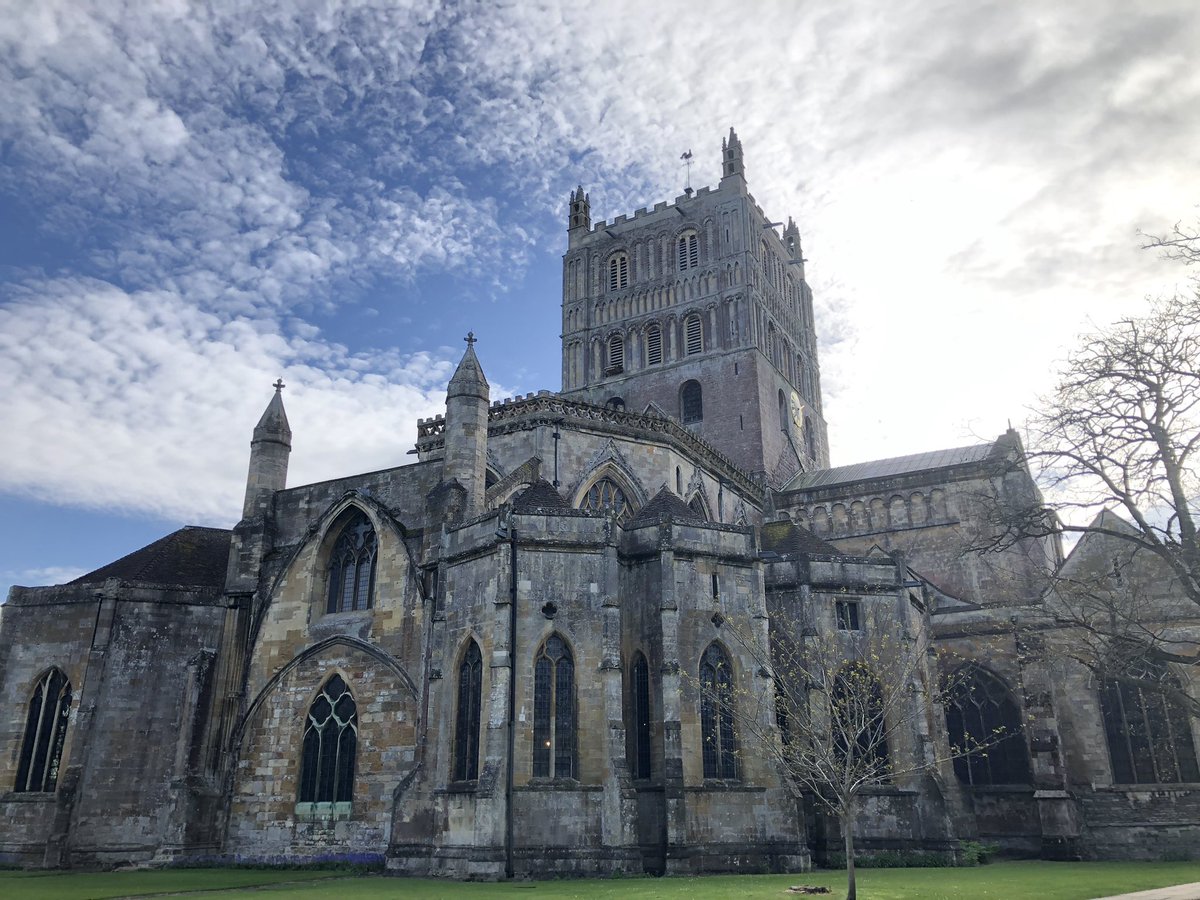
[1,861,1198,900]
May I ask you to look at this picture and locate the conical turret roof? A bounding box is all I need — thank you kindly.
[448,333,489,399]
[253,379,291,445]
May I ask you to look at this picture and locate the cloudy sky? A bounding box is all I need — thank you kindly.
[1,0,1197,596]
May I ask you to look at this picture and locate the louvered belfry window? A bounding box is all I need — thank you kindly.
[326,511,377,613]
[454,641,483,781]
[684,314,703,355]
[607,334,624,373]
[533,635,576,778]
[608,254,629,291]
[15,668,72,793]
[678,232,698,271]
[645,325,663,366]
[700,644,737,778]
[298,675,357,804]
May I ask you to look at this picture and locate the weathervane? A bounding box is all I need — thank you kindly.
[681,149,694,195]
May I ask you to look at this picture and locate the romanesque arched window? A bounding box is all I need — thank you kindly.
[454,641,483,782]
[298,675,357,805]
[700,643,737,778]
[608,253,629,291]
[1101,657,1199,784]
[678,231,699,271]
[645,324,663,366]
[945,666,1031,786]
[606,334,625,374]
[533,635,576,778]
[832,663,889,773]
[630,652,652,779]
[681,380,703,424]
[684,313,703,355]
[581,477,632,522]
[15,668,72,793]
[326,510,377,613]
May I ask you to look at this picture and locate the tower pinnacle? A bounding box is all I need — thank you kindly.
[721,127,745,183]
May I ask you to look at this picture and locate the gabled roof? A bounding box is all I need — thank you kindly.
[512,479,570,512]
[629,487,702,526]
[70,526,232,588]
[760,520,840,556]
[785,442,996,491]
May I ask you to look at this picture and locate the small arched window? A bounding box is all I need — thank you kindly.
[533,635,576,778]
[608,253,629,291]
[1101,657,1200,784]
[630,652,652,779]
[581,477,632,522]
[700,643,737,778]
[945,666,1031,786]
[681,380,703,424]
[606,334,624,374]
[684,314,703,355]
[454,641,483,782]
[326,510,377,614]
[298,675,357,805]
[645,324,663,366]
[678,231,699,271]
[15,668,72,793]
[778,389,788,432]
[605,396,625,412]
[804,415,817,459]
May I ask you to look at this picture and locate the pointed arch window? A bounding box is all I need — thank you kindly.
[326,511,377,614]
[1101,657,1199,784]
[645,324,663,366]
[832,663,890,774]
[804,415,817,459]
[945,666,1031,786]
[678,232,699,271]
[298,675,357,805]
[581,477,632,523]
[533,635,576,778]
[608,253,629,291]
[684,314,703,355]
[681,380,703,424]
[15,668,72,793]
[700,643,737,778]
[630,652,652,779]
[606,334,625,374]
[454,641,484,782]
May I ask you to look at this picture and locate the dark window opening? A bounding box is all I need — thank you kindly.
[835,600,861,631]
[681,380,703,424]
[946,666,1031,786]
[454,642,483,781]
[605,396,625,412]
[700,643,737,778]
[298,675,357,804]
[533,635,576,778]
[685,314,703,355]
[1101,657,1199,784]
[631,652,652,779]
[15,668,72,793]
[326,511,377,614]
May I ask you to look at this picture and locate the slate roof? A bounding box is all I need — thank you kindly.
[760,521,841,556]
[70,526,232,588]
[785,442,996,491]
[512,479,571,512]
[629,487,702,526]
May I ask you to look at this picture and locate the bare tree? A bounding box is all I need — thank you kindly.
[1141,219,1200,264]
[709,607,996,900]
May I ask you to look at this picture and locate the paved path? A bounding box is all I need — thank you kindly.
[1093,884,1200,900]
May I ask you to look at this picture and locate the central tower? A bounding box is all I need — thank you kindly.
[560,129,829,487]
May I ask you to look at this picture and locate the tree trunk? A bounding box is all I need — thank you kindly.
[844,803,857,900]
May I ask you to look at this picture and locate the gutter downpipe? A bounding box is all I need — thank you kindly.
[503,515,518,879]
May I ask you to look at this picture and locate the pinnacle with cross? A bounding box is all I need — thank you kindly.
[464,332,476,346]
[273,378,285,394]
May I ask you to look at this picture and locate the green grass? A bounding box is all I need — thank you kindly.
[1,861,1198,900]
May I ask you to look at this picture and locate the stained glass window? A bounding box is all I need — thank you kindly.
[15,668,71,792]
[532,635,575,778]
[700,644,737,778]
[326,511,377,613]
[454,642,483,781]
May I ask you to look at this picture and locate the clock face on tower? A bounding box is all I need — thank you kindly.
[789,390,804,432]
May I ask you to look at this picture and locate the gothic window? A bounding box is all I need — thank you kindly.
[533,635,576,778]
[684,314,703,355]
[15,668,71,793]
[605,396,625,412]
[645,324,663,366]
[606,334,625,374]
[945,666,1031,786]
[298,675,357,805]
[832,663,889,773]
[454,641,483,782]
[581,477,632,522]
[778,389,788,432]
[688,495,708,521]
[700,643,737,778]
[608,253,629,291]
[678,231,699,271]
[1101,657,1200,784]
[630,652,652,779]
[681,380,703,424]
[326,510,377,614]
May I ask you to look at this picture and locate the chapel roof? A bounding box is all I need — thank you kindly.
[629,487,702,526]
[784,442,996,491]
[511,479,571,512]
[70,525,232,588]
[759,520,841,556]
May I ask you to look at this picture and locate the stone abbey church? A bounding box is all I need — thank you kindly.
[2,130,1198,875]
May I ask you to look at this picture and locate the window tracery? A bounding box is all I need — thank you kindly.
[454,641,483,781]
[533,635,576,778]
[700,643,737,778]
[15,668,71,793]
[1101,657,1199,784]
[326,510,377,614]
[298,675,357,805]
[945,666,1031,785]
[581,477,632,522]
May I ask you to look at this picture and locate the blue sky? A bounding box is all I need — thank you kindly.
[1,0,1198,597]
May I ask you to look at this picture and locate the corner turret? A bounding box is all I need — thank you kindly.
[720,127,745,185]
[443,333,490,517]
[568,185,591,248]
[241,379,292,520]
